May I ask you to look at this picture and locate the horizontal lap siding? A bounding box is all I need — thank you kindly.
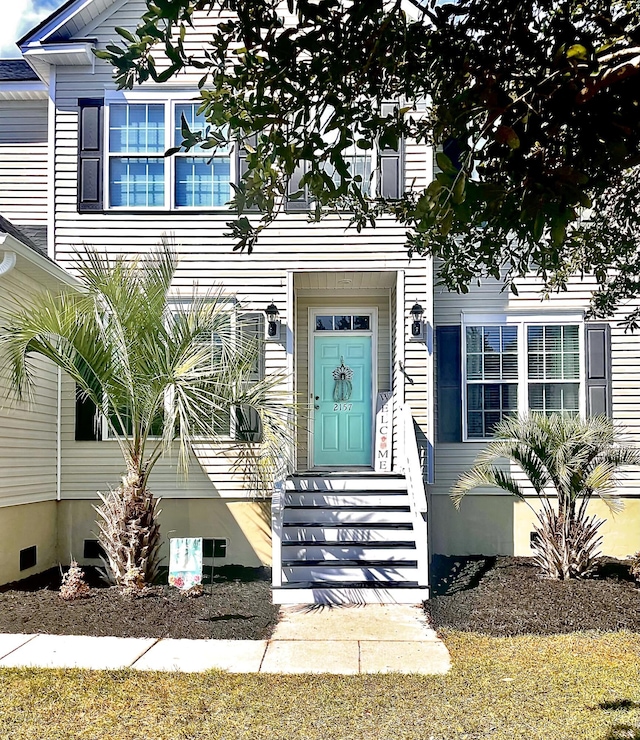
[433,270,640,501]
[53,1,431,498]
[0,268,58,507]
[0,100,47,226]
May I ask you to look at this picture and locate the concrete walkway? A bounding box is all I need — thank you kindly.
[0,605,451,675]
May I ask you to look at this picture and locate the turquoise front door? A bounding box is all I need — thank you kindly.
[313,335,373,467]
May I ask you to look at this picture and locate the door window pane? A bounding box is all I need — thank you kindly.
[353,315,370,330]
[316,316,333,331]
[334,315,352,331]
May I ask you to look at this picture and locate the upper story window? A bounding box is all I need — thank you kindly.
[77,97,403,212]
[462,316,584,441]
[105,100,233,210]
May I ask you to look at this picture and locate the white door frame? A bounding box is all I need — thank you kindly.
[307,306,378,469]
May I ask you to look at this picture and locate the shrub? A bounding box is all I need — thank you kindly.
[452,414,640,579]
[59,561,91,601]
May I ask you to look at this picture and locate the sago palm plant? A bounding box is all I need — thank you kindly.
[451,413,640,579]
[0,245,292,592]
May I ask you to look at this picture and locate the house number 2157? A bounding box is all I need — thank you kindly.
[333,403,353,412]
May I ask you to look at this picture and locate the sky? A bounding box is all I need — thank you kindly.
[0,0,65,58]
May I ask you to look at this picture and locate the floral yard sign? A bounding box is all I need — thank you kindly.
[169,537,203,590]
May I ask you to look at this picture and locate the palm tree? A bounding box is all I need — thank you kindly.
[0,245,292,593]
[451,413,640,579]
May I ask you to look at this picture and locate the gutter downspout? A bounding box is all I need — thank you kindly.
[0,249,16,276]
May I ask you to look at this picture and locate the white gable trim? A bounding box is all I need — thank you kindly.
[19,0,117,48]
[0,233,78,288]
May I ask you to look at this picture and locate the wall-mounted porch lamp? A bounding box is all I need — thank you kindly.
[265,301,281,340]
[410,301,425,340]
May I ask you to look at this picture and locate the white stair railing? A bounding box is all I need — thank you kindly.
[271,478,284,588]
[399,403,430,587]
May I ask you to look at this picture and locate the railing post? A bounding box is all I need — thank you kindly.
[400,404,430,588]
[271,476,284,589]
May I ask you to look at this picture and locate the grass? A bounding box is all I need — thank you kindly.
[1,632,640,739]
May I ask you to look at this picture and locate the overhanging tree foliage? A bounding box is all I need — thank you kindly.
[100,1,640,325]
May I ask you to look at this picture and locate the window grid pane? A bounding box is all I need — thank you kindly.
[109,104,164,154]
[466,326,518,381]
[466,382,518,439]
[175,157,231,207]
[528,383,580,416]
[109,158,164,207]
[527,325,579,380]
[174,104,231,155]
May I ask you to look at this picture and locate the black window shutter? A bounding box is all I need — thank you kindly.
[235,312,265,442]
[585,322,612,417]
[379,101,403,199]
[286,160,310,211]
[75,385,102,441]
[77,98,104,212]
[436,325,462,442]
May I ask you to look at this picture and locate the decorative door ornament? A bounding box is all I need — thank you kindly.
[332,356,354,402]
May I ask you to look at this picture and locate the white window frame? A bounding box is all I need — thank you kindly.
[104,91,237,211]
[461,312,585,442]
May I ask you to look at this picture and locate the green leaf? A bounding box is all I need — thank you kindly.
[566,44,588,61]
[115,27,137,43]
[436,152,458,176]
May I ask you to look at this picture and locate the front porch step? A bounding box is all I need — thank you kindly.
[286,476,407,492]
[282,544,416,561]
[273,472,429,605]
[283,508,412,525]
[281,525,415,542]
[283,493,409,507]
[272,586,430,605]
[282,565,419,582]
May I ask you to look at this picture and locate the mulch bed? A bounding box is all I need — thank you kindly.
[0,565,279,640]
[426,555,640,636]
[2,557,639,640]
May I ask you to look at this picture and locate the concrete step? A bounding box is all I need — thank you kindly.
[282,544,417,561]
[282,508,412,525]
[282,565,419,583]
[287,476,407,492]
[283,492,410,507]
[281,525,415,542]
[272,586,430,605]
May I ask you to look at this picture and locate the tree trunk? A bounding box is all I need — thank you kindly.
[94,470,162,594]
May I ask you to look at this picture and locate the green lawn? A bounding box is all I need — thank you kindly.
[1,632,639,740]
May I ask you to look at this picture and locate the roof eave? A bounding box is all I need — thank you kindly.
[0,232,79,289]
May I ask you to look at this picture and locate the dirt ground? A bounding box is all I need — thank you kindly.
[426,555,640,636]
[2,557,639,640]
[0,565,279,640]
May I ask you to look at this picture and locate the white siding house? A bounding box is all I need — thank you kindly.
[0,0,638,593]
[0,219,78,583]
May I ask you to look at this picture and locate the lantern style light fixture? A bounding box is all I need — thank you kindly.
[265,301,281,339]
[410,301,424,339]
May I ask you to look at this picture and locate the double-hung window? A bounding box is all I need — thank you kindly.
[463,315,584,440]
[465,325,519,439]
[106,98,233,210]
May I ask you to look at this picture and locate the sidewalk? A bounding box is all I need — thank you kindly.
[0,605,451,675]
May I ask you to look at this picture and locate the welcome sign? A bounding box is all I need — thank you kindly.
[374,392,393,472]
